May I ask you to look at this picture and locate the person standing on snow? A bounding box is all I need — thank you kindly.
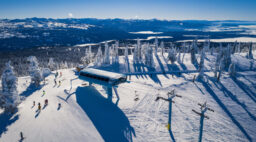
[45,99,48,106]
[59,80,61,86]
[20,132,24,140]
[38,103,41,111]
[54,79,57,86]
[42,90,45,96]
[58,103,61,110]
[60,72,62,77]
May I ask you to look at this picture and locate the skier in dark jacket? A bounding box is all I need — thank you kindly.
[38,103,41,111]
[45,99,48,106]
[20,132,24,140]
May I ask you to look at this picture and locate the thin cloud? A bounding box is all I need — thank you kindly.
[68,13,73,18]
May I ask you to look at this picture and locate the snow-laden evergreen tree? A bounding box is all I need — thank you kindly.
[168,47,177,64]
[133,44,139,63]
[228,62,236,78]
[237,42,241,53]
[88,45,93,62]
[204,38,210,53]
[95,46,103,66]
[137,38,142,61]
[223,44,232,69]
[103,42,110,64]
[112,41,119,64]
[124,45,129,60]
[191,39,198,64]
[160,41,164,55]
[232,40,237,54]
[182,42,187,63]
[48,58,55,71]
[144,44,154,67]
[81,48,90,65]
[248,42,254,59]
[214,43,223,77]
[27,56,42,87]
[217,58,225,82]
[177,48,181,63]
[197,48,205,80]
[0,61,20,112]
[154,37,159,55]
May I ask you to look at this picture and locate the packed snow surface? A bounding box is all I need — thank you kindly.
[0,52,256,142]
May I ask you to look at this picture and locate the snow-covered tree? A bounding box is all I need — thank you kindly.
[223,44,232,68]
[217,58,225,82]
[197,48,205,80]
[0,61,20,112]
[154,37,159,55]
[103,42,110,64]
[27,56,42,87]
[177,48,181,63]
[191,39,198,64]
[133,44,139,63]
[137,39,142,61]
[204,38,210,53]
[168,47,177,64]
[81,48,90,65]
[160,41,164,55]
[88,45,93,62]
[124,45,129,60]
[248,42,253,59]
[133,39,143,63]
[48,58,55,71]
[112,41,119,64]
[182,42,187,63]
[144,44,154,67]
[237,42,241,53]
[214,43,223,77]
[228,62,236,78]
[95,46,103,66]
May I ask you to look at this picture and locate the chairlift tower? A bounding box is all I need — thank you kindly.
[155,89,182,130]
[192,102,214,142]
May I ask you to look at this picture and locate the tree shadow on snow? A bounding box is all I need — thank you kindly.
[209,77,256,121]
[155,54,169,79]
[163,56,182,77]
[132,62,148,79]
[76,86,136,142]
[0,111,19,137]
[199,79,252,141]
[231,77,256,104]
[146,67,162,86]
[19,83,44,99]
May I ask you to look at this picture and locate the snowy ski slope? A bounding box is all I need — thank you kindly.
[0,52,256,142]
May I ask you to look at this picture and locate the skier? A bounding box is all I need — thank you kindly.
[54,79,57,86]
[59,80,61,86]
[56,72,59,78]
[60,72,62,77]
[38,103,41,111]
[33,101,35,107]
[45,99,48,106]
[58,103,61,110]
[20,132,24,140]
[42,90,45,96]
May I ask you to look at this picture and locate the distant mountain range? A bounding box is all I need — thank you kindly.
[0,18,256,51]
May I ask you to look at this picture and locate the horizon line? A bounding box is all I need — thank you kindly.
[1,17,256,22]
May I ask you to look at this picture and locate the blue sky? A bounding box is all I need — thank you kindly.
[0,0,255,20]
